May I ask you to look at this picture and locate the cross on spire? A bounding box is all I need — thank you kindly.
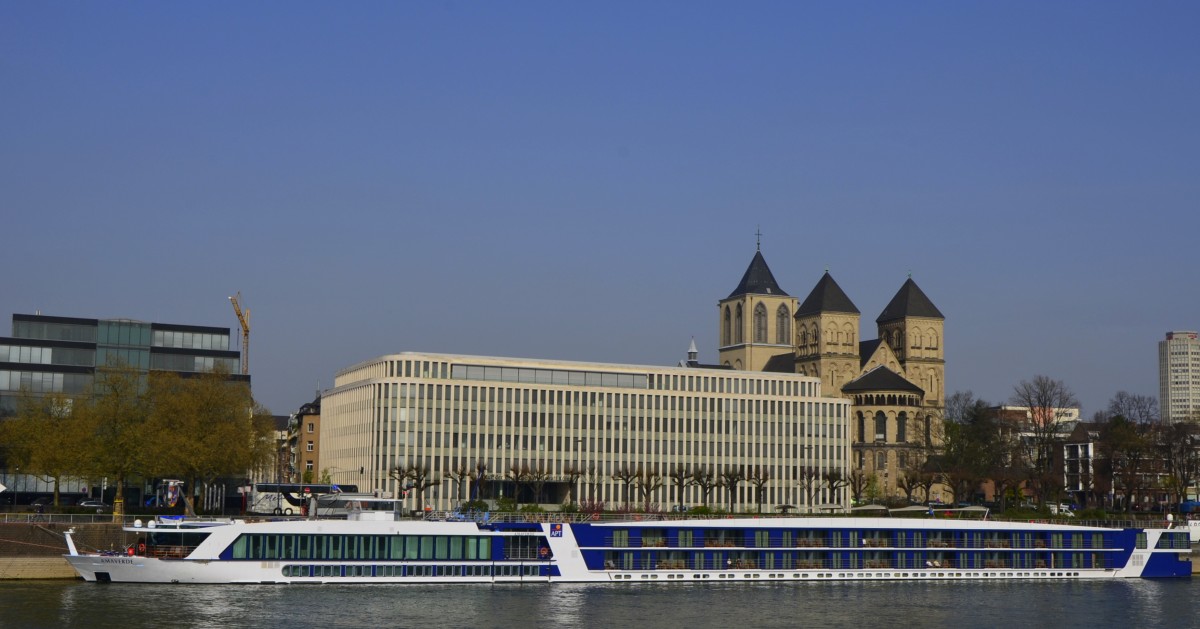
[755,226,762,251]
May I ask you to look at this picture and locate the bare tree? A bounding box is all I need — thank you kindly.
[849,469,870,504]
[563,463,585,506]
[445,459,471,506]
[1108,391,1160,425]
[470,459,489,502]
[719,466,745,513]
[667,464,692,512]
[822,468,849,506]
[635,466,664,512]
[1011,375,1079,504]
[611,464,639,511]
[1158,422,1200,508]
[746,466,773,513]
[528,461,552,506]
[391,461,440,511]
[797,465,823,511]
[691,467,719,508]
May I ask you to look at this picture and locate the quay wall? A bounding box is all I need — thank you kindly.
[1,522,126,580]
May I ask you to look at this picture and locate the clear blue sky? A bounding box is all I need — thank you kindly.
[3,3,1197,418]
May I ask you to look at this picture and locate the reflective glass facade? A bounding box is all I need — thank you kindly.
[0,314,246,415]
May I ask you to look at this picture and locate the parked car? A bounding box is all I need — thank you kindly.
[78,500,110,512]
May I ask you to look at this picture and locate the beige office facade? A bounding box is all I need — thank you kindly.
[322,352,851,513]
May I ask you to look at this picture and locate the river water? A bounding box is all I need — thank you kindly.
[2,579,1198,629]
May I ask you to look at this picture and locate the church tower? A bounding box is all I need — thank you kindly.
[793,272,861,396]
[717,247,797,371]
[876,277,946,407]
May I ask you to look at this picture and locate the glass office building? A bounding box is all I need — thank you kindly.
[0,313,246,416]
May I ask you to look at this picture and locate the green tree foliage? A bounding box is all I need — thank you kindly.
[0,391,89,506]
[144,368,275,514]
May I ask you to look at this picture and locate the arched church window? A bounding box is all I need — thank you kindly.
[874,411,887,442]
[897,412,907,443]
[875,451,887,472]
[754,303,767,343]
[776,305,790,344]
[735,305,743,344]
[856,412,865,443]
[722,307,731,346]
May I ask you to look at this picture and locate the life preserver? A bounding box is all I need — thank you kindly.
[137,542,147,555]
[539,547,549,558]
[127,546,135,557]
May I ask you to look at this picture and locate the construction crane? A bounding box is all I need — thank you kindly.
[229,292,250,375]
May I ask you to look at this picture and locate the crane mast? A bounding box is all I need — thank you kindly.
[229,292,250,375]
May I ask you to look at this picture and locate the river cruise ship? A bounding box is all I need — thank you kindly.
[64,505,1191,584]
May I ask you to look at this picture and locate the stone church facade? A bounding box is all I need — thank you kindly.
[716,247,945,500]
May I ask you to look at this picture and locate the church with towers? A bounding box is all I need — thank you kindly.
[715,245,946,499]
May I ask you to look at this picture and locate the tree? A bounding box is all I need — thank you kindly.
[471,459,489,501]
[0,391,89,507]
[563,463,585,506]
[1159,422,1200,508]
[1010,375,1079,504]
[144,368,275,515]
[822,468,848,506]
[719,466,744,513]
[747,466,772,513]
[392,461,439,511]
[609,464,638,511]
[506,461,532,505]
[80,364,155,520]
[666,464,692,512]
[445,459,471,506]
[848,469,870,504]
[528,461,552,506]
[691,467,719,508]
[635,466,663,512]
[797,465,823,511]
[1096,415,1152,512]
[1108,391,1159,425]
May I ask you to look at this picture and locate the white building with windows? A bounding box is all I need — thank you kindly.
[1159,331,1200,423]
[321,352,851,513]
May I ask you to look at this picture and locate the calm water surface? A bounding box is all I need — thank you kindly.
[2,579,1198,629]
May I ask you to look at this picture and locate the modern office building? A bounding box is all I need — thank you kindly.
[1159,331,1200,423]
[322,352,851,512]
[0,313,246,416]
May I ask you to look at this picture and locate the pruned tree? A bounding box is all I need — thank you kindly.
[563,463,585,506]
[719,465,744,513]
[471,459,489,501]
[746,466,772,514]
[528,461,552,506]
[849,469,870,504]
[822,468,848,506]
[635,466,663,512]
[667,464,692,512]
[392,461,439,511]
[797,465,823,511]
[611,464,639,511]
[445,459,471,506]
[506,461,532,505]
[691,467,719,508]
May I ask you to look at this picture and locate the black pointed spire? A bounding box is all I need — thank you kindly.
[796,272,859,317]
[727,250,788,298]
[876,278,944,323]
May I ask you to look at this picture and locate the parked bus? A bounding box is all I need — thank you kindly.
[246,483,358,516]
